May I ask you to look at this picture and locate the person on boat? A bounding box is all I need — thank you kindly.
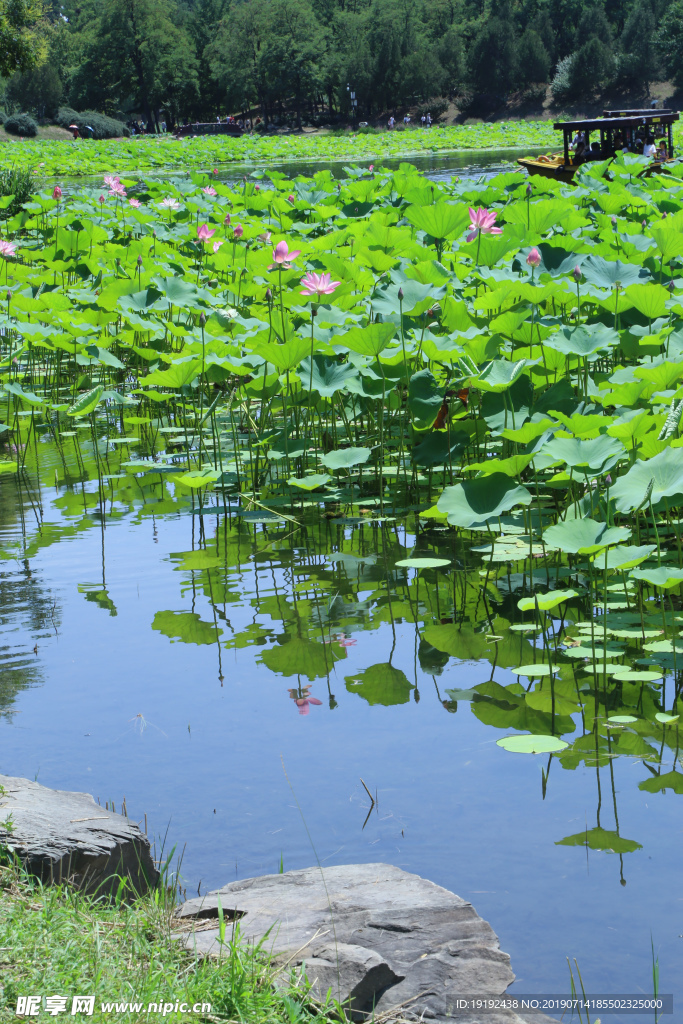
[570,130,584,150]
[589,141,601,160]
[572,138,587,163]
[643,136,657,158]
[656,139,668,161]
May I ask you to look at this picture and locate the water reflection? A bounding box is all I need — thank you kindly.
[0,412,681,1017]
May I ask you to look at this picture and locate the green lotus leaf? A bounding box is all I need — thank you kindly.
[581,255,650,289]
[542,434,626,472]
[630,566,683,589]
[298,354,357,397]
[437,473,532,528]
[342,322,396,356]
[610,447,683,512]
[408,369,444,429]
[517,589,578,611]
[395,557,451,568]
[654,712,679,723]
[544,323,619,358]
[512,664,553,676]
[596,544,657,570]
[497,734,568,753]
[542,518,630,554]
[404,202,470,240]
[320,446,371,470]
[67,385,105,418]
[639,771,683,794]
[144,359,202,389]
[411,430,471,467]
[608,714,638,723]
[261,637,339,680]
[288,474,331,490]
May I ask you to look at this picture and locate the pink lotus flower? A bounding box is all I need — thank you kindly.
[255,184,260,191]
[202,186,217,196]
[197,223,215,242]
[287,194,294,202]
[0,240,17,259]
[337,637,357,647]
[300,271,340,297]
[259,231,272,244]
[212,168,218,175]
[109,182,126,197]
[270,240,301,268]
[466,207,502,243]
[129,198,140,208]
[572,265,582,282]
[52,185,62,201]
[526,247,541,268]
[233,224,243,239]
[369,164,374,171]
[288,685,323,715]
[98,194,105,204]
[103,175,120,188]
[212,240,224,253]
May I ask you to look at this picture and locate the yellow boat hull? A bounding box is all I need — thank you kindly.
[517,155,577,183]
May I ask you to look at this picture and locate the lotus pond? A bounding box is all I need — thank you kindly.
[0,122,564,178]
[1,154,683,1018]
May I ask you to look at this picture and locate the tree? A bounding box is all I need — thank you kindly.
[5,61,63,116]
[0,0,45,76]
[469,17,518,96]
[568,35,613,96]
[517,29,550,86]
[73,0,199,126]
[617,4,656,91]
[658,0,683,87]
[438,24,465,95]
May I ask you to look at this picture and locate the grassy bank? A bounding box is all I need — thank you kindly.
[0,859,334,1022]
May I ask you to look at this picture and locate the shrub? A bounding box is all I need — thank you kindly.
[0,166,35,219]
[54,107,128,139]
[3,113,38,137]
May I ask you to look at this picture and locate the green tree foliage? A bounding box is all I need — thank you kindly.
[469,16,518,96]
[5,61,62,116]
[657,0,683,87]
[517,29,551,86]
[0,0,45,76]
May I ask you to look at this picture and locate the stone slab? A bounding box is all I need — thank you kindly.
[0,774,158,896]
[176,862,556,1023]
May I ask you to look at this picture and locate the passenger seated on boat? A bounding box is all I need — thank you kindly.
[657,140,668,160]
[572,139,587,163]
[570,130,584,150]
[589,141,601,159]
[643,136,657,158]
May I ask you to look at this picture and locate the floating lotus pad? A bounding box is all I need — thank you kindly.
[512,664,554,677]
[395,557,451,568]
[497,734,569,754]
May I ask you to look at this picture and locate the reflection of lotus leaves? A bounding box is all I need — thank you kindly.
[639,771,683,794]
[260,637,341,681]
[556,826,642,854]
[152,610,221,645]
[344,663,414,706]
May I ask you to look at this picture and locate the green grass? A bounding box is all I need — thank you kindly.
[0,859,336,1022]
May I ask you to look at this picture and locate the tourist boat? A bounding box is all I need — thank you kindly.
[517,110,680,182]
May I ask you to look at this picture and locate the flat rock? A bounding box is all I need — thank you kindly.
[176,863,554,1023]
[0,775,158,896]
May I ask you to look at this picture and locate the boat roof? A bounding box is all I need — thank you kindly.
[603,108,673,117]
[554,112,679,132]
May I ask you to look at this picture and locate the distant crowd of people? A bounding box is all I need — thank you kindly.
[387,112,432,129]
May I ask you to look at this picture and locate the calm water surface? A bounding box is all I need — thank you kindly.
[1,156,681,1020]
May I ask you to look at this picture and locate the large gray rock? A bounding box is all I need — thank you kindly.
[176,863,554,1023]
[0,775,158,896]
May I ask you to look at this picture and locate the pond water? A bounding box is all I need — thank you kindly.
[1,152,681,1022]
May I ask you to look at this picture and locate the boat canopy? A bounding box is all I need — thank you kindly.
[553,111,680,165]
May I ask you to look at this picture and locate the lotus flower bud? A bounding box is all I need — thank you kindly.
[266,287,272,301]
[572,265,582,282]
[234,224,243,239]
[137,254,143,266]
[611,216,617,228]
[311,307,318,317]
[199,312,206,326]
[669,279,676,292]
[525,182,532,197]
[224,213,231,226]
[605,474,612,485]
[99,194,105,204]
[526,247,541,268]
[398,287,404,301]
[52,185,62,201]
[153,230,157,238]
[662,211,668,218]
[642,219,647,230]
[6,290,11,302]
[288,194,294,202]
[255,184,260,191]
